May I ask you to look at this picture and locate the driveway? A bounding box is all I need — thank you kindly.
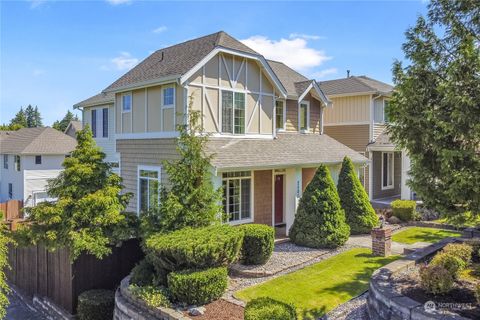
[6,290,44,320]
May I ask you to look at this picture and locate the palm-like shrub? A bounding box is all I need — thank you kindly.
[337,157,378,234]
[289,165,350,248]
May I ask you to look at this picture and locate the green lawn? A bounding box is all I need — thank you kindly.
[235,248,398,319]
[392,227,462,244]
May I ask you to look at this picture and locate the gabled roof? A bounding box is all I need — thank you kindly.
[367,129,396,150]
[267,60,308,97]
[206,132,368,171]
[64,120,82,135]
[74,92,114,109]
[318,76,393,96]
[104,31,260,92]
[0,127,77,155]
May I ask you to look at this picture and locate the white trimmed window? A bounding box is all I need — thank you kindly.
[299,101,309,132]
[221,91,245,134]
[374,99,390,123]
[138,166,161,213]
[3,155,8,169]
[275,100,285,131]
[122,93,132,113]
[382,152,394,190]
[14,155,20,172]
[162,86,175,108]
[222,171,252,224]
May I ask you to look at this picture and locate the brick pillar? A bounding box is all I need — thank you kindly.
[371,227,392,257]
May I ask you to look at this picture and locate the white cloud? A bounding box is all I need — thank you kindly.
[106,52,139,71]
[240,35,330,71]
[311,68,338,79]
[106,0,131,5]
[289,33,326,41]
[153,26,167,34]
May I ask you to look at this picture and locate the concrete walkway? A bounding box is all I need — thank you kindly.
[5,289,44,320]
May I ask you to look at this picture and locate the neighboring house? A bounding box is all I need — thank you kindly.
[0,127,76,206]
[73,92,120,173]
[75,31,368,235]
[319,76,413,203]
[64,120,82,138]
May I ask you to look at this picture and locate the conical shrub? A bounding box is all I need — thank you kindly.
[337,157,378,234]
[289,165,350,248]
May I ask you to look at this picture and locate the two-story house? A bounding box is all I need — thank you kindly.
[319,76,413,205]
[75,31,368,235]
[0,127,76,206]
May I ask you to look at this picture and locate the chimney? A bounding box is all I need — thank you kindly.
[347,70,350,78]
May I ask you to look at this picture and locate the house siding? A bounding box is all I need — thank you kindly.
[83,104,117,163]
[116,138,178,212]
[253,170,272,226]
[372,151,401,199]
[323,95,370,124]
[323,124,370,152]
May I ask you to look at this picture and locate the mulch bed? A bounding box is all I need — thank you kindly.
[186,299,244,320]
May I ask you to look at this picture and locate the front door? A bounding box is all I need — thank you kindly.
[274,175,284,225]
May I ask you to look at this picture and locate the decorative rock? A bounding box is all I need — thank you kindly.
[188,307,206,316]
[387,216,401,225]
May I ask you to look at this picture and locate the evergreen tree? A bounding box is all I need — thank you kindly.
[18,126,135,260]
[53,110,79,132]
[337,157,378,234]
[140,104,223,237]
[9,107,27,128]
[25,105,35,127]
[33,106,43,127]
[388,0,480,218]
[289,165,350,248]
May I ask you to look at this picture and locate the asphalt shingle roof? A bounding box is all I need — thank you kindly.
[0,127,77,155]
[206,132,368,171]
[318,76,393,96]
[267,60,308,97]
[368,129,395,149]
[104,31,259,92]
[65,120,82,133]
[74,92,114,108]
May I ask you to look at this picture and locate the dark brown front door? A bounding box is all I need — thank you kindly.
[274,175,284,224]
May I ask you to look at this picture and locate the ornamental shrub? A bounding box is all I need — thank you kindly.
[244,297,297,320]
[77,289,114,320]
[145,225,243,272]
[167,267,228,305]
[419,265,454,295]
[289,165,350,248]
[475,283,480,304]
[337,157,378,234]
[465,239,480,262]
[130,259,155,286]
[391,200,417,222]
[240,224,274,265]
[430,252,466,279]
[129,284,171,308]
[441,243,473,264]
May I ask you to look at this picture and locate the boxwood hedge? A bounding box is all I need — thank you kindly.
[240,224,274,265]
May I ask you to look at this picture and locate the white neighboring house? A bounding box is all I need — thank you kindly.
[0,127,76,207]
[73,92,119,173]
[64,120,82,138]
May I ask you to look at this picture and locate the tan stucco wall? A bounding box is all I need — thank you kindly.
[117,138,178,212]
[323,124,369,152]
[371,151,401,199]
[253,170,272,226]
[323,95,370,124]
[187,53,276,135]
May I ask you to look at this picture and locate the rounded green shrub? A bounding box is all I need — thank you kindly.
[129,284,171,308]
[130,259,155,286]
[337,157,378,234]
[289,165,350,248]
[244,297,296,320]
[430,252,466,278]
[391,200,417,222]
[419,265,454,295]
[145,224,243,272]
[167,267,228,305]
[441,243,473,264]
[77,289,114,320]
[240,224,274,265]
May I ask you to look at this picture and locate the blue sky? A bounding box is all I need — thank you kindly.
[0,0,427,126]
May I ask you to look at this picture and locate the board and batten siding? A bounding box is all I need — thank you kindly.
[323,95,370,124]
[115,84,184,135]
[116,139,178,212]
[187,52,276,136]
[323,124,370,152]
[83,104,117,163]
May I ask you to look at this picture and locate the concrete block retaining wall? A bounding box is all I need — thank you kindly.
[114,276,190,320]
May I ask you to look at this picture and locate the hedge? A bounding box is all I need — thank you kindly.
[441,243,473,264]
[167,267,228,305]
[145,224,243,271]
[77,289,115,320]
[130,258,155,286]
[129,284,171,308]
[391,200,417,222]
[244,297,296,320]
[240,224,274,265]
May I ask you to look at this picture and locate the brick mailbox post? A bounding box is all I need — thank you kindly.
[371,227,392,257]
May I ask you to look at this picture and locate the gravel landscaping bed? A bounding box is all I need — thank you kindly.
[322,292,369,320]
[226,242,358,305]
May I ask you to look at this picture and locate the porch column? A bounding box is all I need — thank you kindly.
[285,168,302,236]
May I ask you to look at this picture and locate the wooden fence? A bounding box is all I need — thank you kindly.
[0,200,23,220]
[6,239,143,314]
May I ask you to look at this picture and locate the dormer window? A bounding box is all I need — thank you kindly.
[299,101,310,132]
